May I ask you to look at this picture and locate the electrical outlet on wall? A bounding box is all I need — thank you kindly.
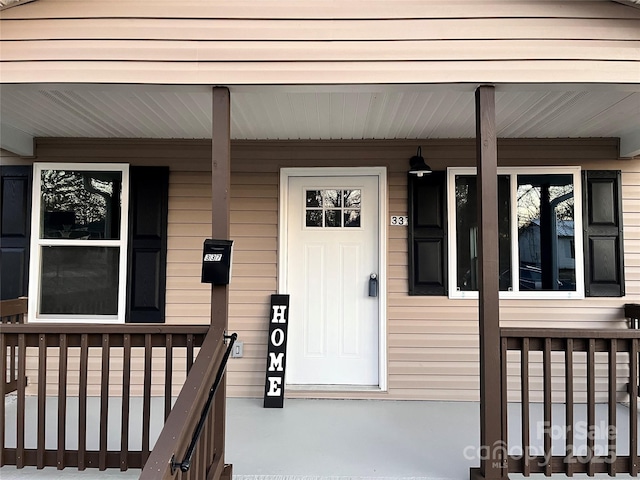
[231,340,244,358]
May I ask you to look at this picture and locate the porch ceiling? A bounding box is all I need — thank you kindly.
[1,83,639,158]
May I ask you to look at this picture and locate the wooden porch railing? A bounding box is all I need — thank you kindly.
[0,299,208,471]
[501,328,640,476]
[140,328,233,480]
[1,298,26,394]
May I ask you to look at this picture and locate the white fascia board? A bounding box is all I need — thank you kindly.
[620,131,640,159]
[0,123,34,157]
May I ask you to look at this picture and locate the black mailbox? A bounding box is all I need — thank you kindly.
[201,239,233,285]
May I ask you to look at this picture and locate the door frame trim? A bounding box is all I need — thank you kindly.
[279,167,388,392]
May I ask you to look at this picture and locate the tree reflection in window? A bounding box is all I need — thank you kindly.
[305,189,361,227]
[33,165,126,318]
[453,171,576,293]
[41,170,122,240]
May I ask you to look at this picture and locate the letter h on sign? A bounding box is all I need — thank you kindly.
[263,294,290,408]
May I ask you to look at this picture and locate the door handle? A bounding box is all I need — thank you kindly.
[369,274,378,297]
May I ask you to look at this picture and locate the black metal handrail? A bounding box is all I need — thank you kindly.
[170,332,237,474]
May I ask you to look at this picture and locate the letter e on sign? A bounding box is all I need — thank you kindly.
[263,294,290,408]
[266,377,282,396]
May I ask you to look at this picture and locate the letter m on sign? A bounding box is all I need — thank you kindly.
[263,294,290,408]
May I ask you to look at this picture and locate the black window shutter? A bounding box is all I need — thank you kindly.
[582,170,625,297]
[126,166,169,323]
[408,171,447,295]
[0,166,32,300]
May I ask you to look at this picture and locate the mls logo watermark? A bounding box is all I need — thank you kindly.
[463,421,617,466]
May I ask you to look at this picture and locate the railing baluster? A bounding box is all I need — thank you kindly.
[16,333,26,469]
[37,335,47,468]
[10,341,17,387]
[120,334,131,471]
[12,342,16,382]
[630,338,638,477]
[37,334,46,469]
[211,395,219,467]
[501,337,508,473]
[99,334,110,470]
[78,334,88,470]
[0,333,7,467]
[521,337,530,476]
[57,334,68,470]
[204,413,212,472]
[197,428,205,479]
[543,337,552,477]
[187,334,194,374]
[165,335,173,421]
[203,407,210,469]
[142,334,152,465]
[608,339,617,476]
[214,380,225,463]
[565,338,574,477]
[587,338,596,476]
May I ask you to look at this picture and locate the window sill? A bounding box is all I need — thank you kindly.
[449,291,585,301]
[28,315,123,324]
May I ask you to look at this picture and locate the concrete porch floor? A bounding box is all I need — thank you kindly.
[1,397,638,479]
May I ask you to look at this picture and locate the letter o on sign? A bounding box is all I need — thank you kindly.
[271,328,285,347]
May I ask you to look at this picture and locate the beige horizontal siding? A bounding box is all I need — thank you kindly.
[1,1,638,84]
[3,19,640,41]
[3,40,640,62]
[3,0,637,19]
[9,137,640,402]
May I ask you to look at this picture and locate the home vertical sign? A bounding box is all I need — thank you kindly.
[263,294,290,408]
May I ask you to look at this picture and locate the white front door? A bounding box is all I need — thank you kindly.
[285,174,380,386]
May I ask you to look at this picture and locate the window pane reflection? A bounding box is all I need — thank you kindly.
[325,210,341,227]
[40,246,119,315]
[517,174,575,291]
[305,188,361,228]
[322,190,341,208]
[343,190,361,208]
[306,210,323,227]
[41,170,122,240]
[455,175,511,291]
[306,190,323,208]
[344,210,361,227]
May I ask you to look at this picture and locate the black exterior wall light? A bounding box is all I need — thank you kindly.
[408,146,432,177]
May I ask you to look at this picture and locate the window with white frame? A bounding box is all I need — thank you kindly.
[28,163,129,322]
[447,167,584,299]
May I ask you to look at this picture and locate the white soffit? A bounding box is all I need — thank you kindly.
[0,0,36,9]
[614,0,640,7]
[1,84,639,156]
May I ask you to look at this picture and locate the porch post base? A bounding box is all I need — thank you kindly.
[221,464,233,480]
[469,467,509,480]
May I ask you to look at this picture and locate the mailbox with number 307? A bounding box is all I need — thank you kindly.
[201,239,234,285]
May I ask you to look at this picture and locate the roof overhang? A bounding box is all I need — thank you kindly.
[0,0,36,10]
[614,0,640,8]
[1,83,639,158]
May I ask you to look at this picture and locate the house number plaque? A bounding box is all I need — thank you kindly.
[390,215,409,226]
